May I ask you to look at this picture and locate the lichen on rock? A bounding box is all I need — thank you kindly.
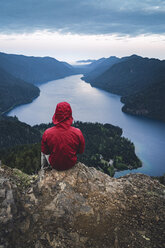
[0,163,165,248]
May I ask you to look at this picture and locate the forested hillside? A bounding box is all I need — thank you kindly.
[0,116,41,148]
[82,56,120,82]
[0,118,141,176]
[73,56,121,75]
[83,55,165,122]
[89,55,165,95]
[0,52,75,84]
[121,80,165,122]
[0,67,40,115]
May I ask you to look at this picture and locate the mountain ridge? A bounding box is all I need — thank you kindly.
[0,52,76,84]
[0,67,40,115]
[82,54,165,122]
[90,55,165,95]
[81,56,120,82]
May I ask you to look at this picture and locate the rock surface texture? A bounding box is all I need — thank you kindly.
[0,163,165,248]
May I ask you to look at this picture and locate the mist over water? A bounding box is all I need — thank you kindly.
[8,75,165,177]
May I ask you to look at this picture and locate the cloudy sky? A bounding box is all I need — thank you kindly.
[0,0,165,62]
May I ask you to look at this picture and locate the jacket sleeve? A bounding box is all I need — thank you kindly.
[77,130,85,154]
[41,131,50,155]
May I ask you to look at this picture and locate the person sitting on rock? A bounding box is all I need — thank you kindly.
[41,102,85,170]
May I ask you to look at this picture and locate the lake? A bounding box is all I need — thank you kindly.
[8,75,165,177]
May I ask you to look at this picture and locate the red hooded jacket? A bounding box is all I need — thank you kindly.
[41,102,85,170]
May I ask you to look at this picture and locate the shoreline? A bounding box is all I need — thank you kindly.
[81,76,165,124]
[2,74,165,178]
[1,91,40,117]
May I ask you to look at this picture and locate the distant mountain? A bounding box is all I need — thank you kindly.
[87,57,107,69]
[91,55,165,96]
[83,55,165,122]
[121,80,165,122]
[76,59,97,63]
[0,52,75,84]
[72,58,109,75]
[82,56,120,82]
[0,67,40,115]
[61,61,74,69]
[89,55,165,96]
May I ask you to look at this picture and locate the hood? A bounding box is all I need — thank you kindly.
[52,102,73,128]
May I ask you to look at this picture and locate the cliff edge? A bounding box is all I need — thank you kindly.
[0,163,165,248]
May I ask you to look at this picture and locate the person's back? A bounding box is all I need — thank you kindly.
[41,102,85,170]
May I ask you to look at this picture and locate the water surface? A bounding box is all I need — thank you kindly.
[8,75,165,177]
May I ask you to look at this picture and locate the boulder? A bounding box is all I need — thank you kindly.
[0,163,165,248]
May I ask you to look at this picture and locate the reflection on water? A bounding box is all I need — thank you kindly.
[8,75,165,177]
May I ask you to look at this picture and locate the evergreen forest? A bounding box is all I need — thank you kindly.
[0,117,141,177]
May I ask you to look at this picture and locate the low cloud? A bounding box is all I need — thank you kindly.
[0,0,165,35]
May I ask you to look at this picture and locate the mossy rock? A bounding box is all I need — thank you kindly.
[1,164,38,190]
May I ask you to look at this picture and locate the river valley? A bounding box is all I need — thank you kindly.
[7,75,165,177]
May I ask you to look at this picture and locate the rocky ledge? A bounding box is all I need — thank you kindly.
[0,163,165,248]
